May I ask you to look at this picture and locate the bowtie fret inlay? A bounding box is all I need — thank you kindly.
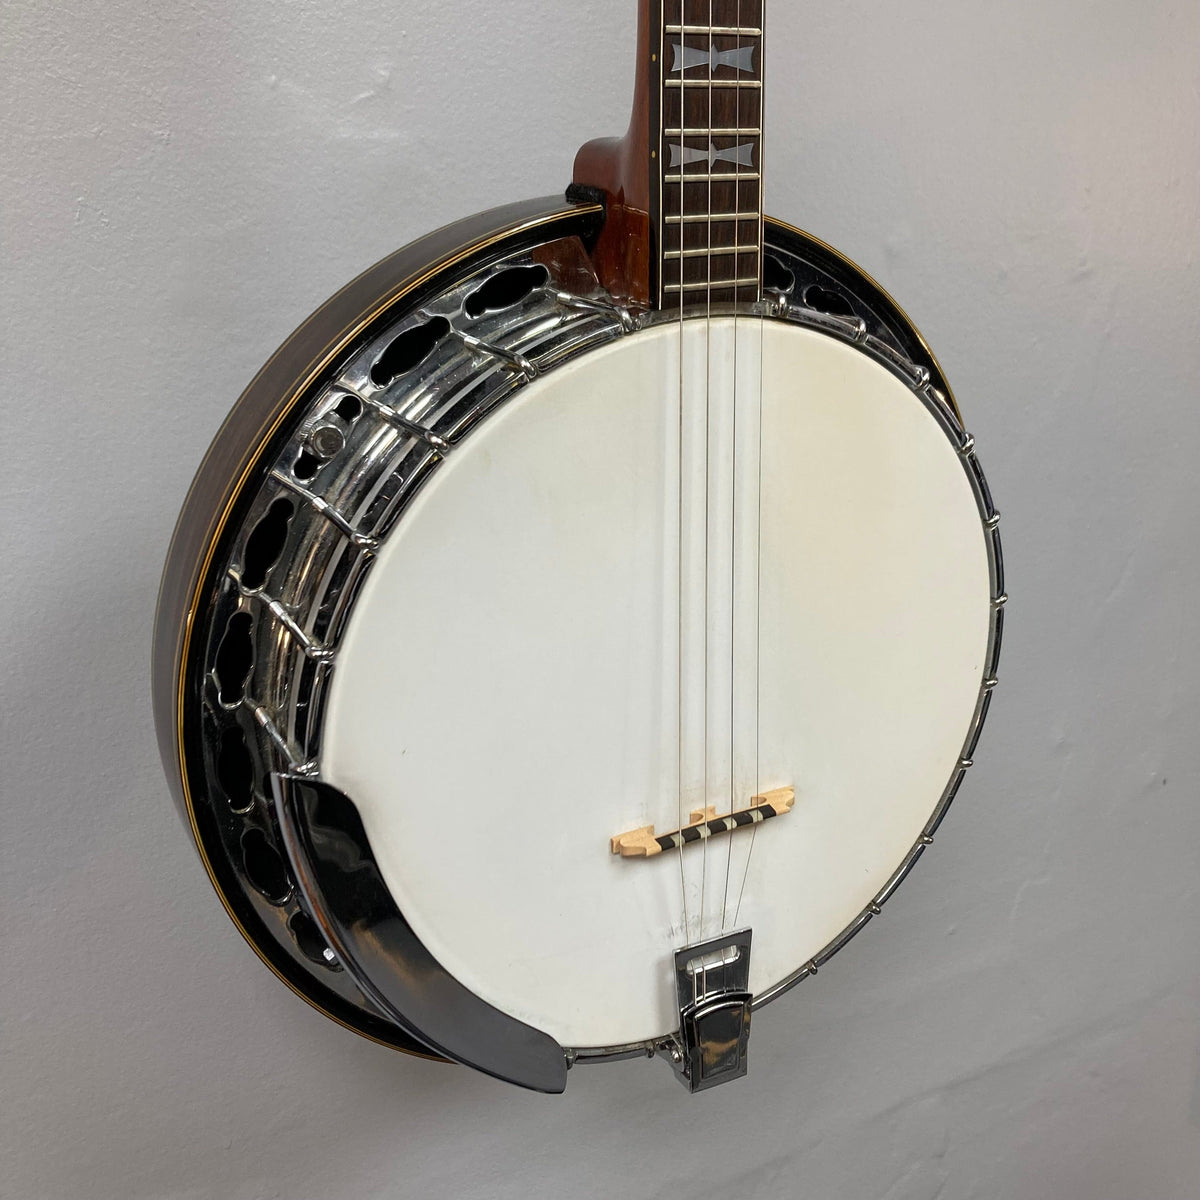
[671,42,757,74]
[668,141,756,170]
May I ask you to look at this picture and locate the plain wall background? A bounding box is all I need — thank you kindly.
[3,2,1198,1197]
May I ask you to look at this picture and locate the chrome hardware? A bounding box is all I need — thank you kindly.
[927,385,951,412]
[362,395,452,453]
[664,930,754,1093]
[304,415,349,461]
[445,327,538,381]
[547,289,637,333]
[229,570,335,663]
[269,470,380,551]
[246,701,316,776]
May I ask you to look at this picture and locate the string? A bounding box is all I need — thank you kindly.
[734,316,764,928]
[735,0,767,931]
[673,1,690,947]
[698,0,716,946]
[721,0,743,934]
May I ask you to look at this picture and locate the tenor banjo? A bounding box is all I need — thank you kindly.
[153,0,1004,1094]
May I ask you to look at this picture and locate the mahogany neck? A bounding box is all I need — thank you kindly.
[572,0,766,311]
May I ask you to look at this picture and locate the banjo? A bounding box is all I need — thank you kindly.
[153,0,1003,1094]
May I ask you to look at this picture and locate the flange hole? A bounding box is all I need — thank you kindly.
[216,725,255,812]
[803,283,856,318]
[240,498,295,592]
[292,451,322,481]
[464,264,549,319]
[334,394,363,422]
[763,254,796,296]
[241,828,291,904]
[370,317,451,387]
[214,612,254,707]
[289,911,342,970]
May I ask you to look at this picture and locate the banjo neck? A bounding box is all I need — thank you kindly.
[573,0,765,310]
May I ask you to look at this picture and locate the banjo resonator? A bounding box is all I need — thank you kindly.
[153,0,1003,1094]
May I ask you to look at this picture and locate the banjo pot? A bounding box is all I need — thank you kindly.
[153,2,1003,1095]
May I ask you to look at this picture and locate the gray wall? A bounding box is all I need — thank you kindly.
[3,1,1198,1197]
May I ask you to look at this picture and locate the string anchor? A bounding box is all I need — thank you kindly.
[660,929,754,1093]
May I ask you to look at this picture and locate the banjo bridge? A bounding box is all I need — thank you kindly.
[610,788,795,859]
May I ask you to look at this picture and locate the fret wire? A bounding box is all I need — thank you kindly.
[666,212,761,224]
[665,277,762,293]
[665,172,761,182]
[665,24,762,36]
[665,245,761,259]
[665,79,762,89]
[666,128,761,136]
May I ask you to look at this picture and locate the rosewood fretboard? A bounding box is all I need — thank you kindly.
[657,0,764,308]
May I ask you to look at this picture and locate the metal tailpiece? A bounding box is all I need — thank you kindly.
[664,929,754,1093]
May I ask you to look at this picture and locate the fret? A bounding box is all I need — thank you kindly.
[665,277,762,294]
[665,246,761,260]
[665,212,761,224]
[665,79,763,89]
[665,24,762,36]
[666,127,761,136]
[665,172,761,183]
[663,188,762,223]
[662,253,762,289]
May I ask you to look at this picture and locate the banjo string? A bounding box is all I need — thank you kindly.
[675,4,690,947]
[721,0,743,934]
[698,0,718,945]
[735,0,767,931]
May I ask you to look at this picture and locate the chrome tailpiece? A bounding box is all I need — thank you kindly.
[662,929,753,1093]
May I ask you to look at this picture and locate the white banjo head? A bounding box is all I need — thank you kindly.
[321,317,994,1050]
